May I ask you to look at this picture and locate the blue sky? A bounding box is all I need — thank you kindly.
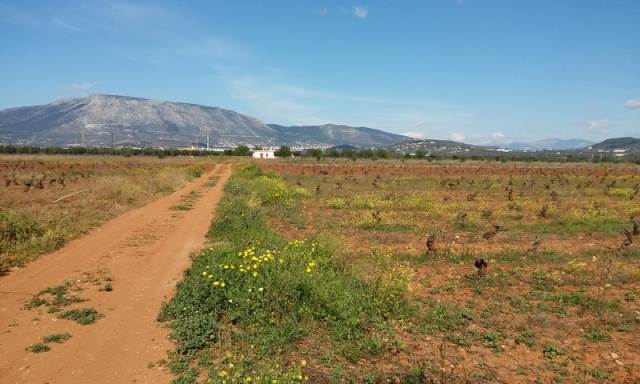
[1,0,638,144]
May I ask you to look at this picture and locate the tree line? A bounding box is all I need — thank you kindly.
[0,144,637,163]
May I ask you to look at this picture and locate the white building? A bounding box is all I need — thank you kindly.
[252,149,276,159]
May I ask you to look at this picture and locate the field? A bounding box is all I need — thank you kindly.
[0,155,210,272]
[1,156,639,383]
[162,160,640,383]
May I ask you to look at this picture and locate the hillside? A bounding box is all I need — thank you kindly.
[268,123,408,148]
[506,138,594,151]
[389,138,503,155]
[585,137,640,152]
[0,95,409,148]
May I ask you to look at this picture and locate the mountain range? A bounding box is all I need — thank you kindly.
[0,94,637,155]
[501,138,595,151]
[583,137,640,152]
[0,94,408,148]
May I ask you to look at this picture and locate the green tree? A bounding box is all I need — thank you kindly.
[233,145,251,156]
[274,145,292,157]
[306,148,323,160]
[375,148,389,159]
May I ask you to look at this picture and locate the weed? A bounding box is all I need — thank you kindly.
[57,308,104,325]
[26,343,50,353]
[585,367,609,380]
[583,330,611,342]
[24,282,84,311]
[514,331,536,348]
[543,345,563,359]
[43,332,72,343]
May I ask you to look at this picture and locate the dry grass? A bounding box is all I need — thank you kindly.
[0,154,218,272]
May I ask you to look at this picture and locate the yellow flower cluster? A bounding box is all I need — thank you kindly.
[287,240,320,273]
[236,247,277,278]
[202,266,226,288]
[287,239,305,247]
[305,261,316,273]
[202,240,321,290]
[208,355,309,384]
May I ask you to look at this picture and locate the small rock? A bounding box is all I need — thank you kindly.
[615,360,623,366]
[610,352,619,359]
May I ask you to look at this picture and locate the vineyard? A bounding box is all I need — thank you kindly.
[1,157,639,383]
[162,160,640,383]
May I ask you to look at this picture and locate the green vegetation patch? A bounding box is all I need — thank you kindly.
[170,190,202,211]
[57,308,104,325]
[160,166,412,382]
[26,343,50,353]
[24,282,84,312]
[43,332,72,343]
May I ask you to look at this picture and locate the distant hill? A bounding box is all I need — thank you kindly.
[0,95,409,148]
[584,137,640,152]
[505,138,594,151]
[389,138,502,155]
[267,124,407,148]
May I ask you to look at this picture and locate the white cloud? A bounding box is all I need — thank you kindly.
[624,98,640,110]
[585,119,609,133]
[402,132,427,139]
[353,6,368,19]
[450,132,466,142]
[491,132,505,140]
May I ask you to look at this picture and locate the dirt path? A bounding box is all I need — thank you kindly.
[0,164,232,384]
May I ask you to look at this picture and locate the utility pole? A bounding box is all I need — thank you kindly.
[206,127,210,150]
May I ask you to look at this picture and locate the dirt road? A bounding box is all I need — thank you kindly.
[0,164,232,383]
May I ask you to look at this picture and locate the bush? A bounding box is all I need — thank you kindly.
[233,145,251,156]
[274,145,292,157]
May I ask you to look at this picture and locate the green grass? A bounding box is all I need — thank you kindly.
[170,190,201,211]
[583,330,611,342]
[24,283,84,312]
[57,308,104,325]
[43,332,72,343]
[26,343,50,353]
[514,331,536,348]
[543,344,564,359]
[160,166,413,382]
[586,367,609,380]
[515,218,627,234]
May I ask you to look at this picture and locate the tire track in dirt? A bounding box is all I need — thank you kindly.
[0,164,232,383]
